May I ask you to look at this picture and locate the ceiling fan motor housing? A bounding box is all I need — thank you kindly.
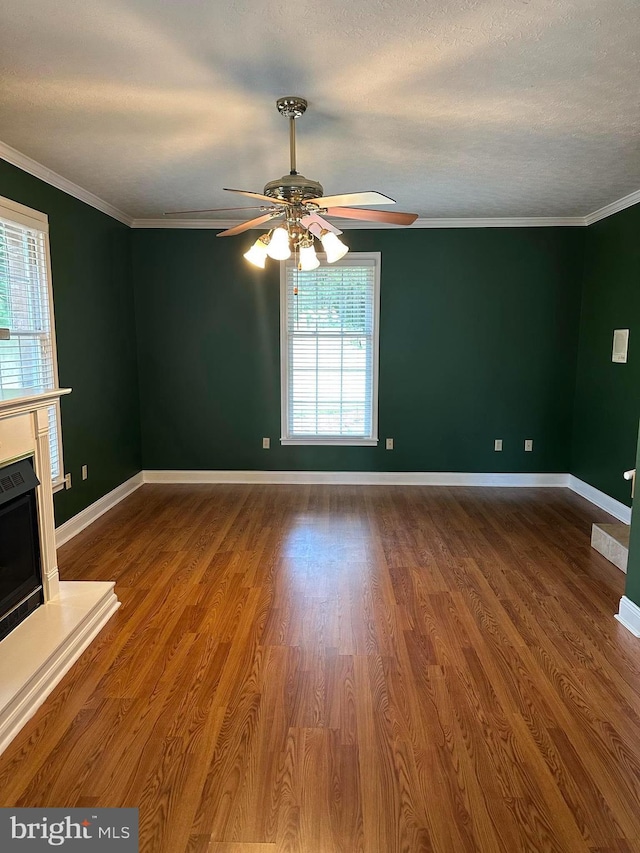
[263,174,324,204]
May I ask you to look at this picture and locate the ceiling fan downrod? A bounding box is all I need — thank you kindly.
[276,96,307,176]
[289,116,297,175]
[264,98,323,203]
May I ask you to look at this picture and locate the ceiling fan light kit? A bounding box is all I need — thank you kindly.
[166,97,418,270]
[266,226,292,261]
[299,242,321,271]
[320,229,349,263]
[242,233,270,268]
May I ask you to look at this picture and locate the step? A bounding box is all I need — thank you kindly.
[591,523,629,573]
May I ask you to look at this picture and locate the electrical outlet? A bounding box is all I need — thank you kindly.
[525,439,533,452]
[64,473,72,489]
[494,439,503,451]
[262,437,270,449]
[81,464,88,480]
[386,438,394,450]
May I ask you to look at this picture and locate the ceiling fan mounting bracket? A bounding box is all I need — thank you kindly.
[276,97,308,119]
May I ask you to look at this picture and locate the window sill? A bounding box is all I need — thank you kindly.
[52,479,66,494]
[281,437,379,447]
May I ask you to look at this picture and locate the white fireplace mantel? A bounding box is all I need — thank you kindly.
[0,388,120,756]
[0,387,72,415]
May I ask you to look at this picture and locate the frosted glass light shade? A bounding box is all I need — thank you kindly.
[320,230,349,263]
[266,227,291,260]
[298,243,320,271]
[243,234,270,268]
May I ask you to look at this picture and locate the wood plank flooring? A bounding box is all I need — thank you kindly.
[1,484,639,852]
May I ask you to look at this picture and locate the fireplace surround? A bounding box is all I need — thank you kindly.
[0,388,120,756]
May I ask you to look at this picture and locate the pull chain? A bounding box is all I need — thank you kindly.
[294,243,299,327]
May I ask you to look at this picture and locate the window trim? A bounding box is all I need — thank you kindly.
[280,251,381,447]
[0,194,65,487]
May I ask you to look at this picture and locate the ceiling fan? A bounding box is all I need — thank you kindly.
[165,97,419,270]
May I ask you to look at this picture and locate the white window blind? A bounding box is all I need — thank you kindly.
[281,254,380,445]
[0,198,63,482]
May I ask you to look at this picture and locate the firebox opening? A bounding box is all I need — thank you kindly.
[0,458,43,642]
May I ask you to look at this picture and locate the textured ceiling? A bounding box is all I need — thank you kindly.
[0,0,639,220]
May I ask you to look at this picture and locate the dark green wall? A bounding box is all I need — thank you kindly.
[571,203,640,507]
[570,202,640,609]
[132,227,585,473]
[5,152,640,609]
[0,161,142,525]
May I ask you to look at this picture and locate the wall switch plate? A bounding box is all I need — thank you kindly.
[81,464,88,480]
[386,438,394,450]
[64,473,72,489]
[612,329,629,363]
[262,437,270,449]
[525,439,533,452]
[494,439,503,451]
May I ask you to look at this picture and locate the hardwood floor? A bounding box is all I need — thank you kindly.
[1,484,639,852]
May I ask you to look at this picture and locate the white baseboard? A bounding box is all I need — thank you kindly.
[0,581,120,756]
[55,472,144,547]
[567,475,632,524]
[615,595,640,638]
[52,470,633,547]
[142,469,570,487]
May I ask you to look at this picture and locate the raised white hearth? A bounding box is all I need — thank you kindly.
[0,388,120,756]
[0,581,119,755]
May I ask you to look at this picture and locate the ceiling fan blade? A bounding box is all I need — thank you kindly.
[308,191,396,208]
[224,188,291,205]
[326,207,419,226]
[216,212,281,237]
[300,213,343,237]
[164,206,274,215]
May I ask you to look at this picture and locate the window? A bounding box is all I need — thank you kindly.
[281,253,380,445]
[0,196,63,484]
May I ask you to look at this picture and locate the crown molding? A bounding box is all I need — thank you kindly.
[411,216,585,228]
[0,140,133,227]
[583,188,640,226]
[131,218,235,229]
[2,138,639,230]
[130,215,586,230]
